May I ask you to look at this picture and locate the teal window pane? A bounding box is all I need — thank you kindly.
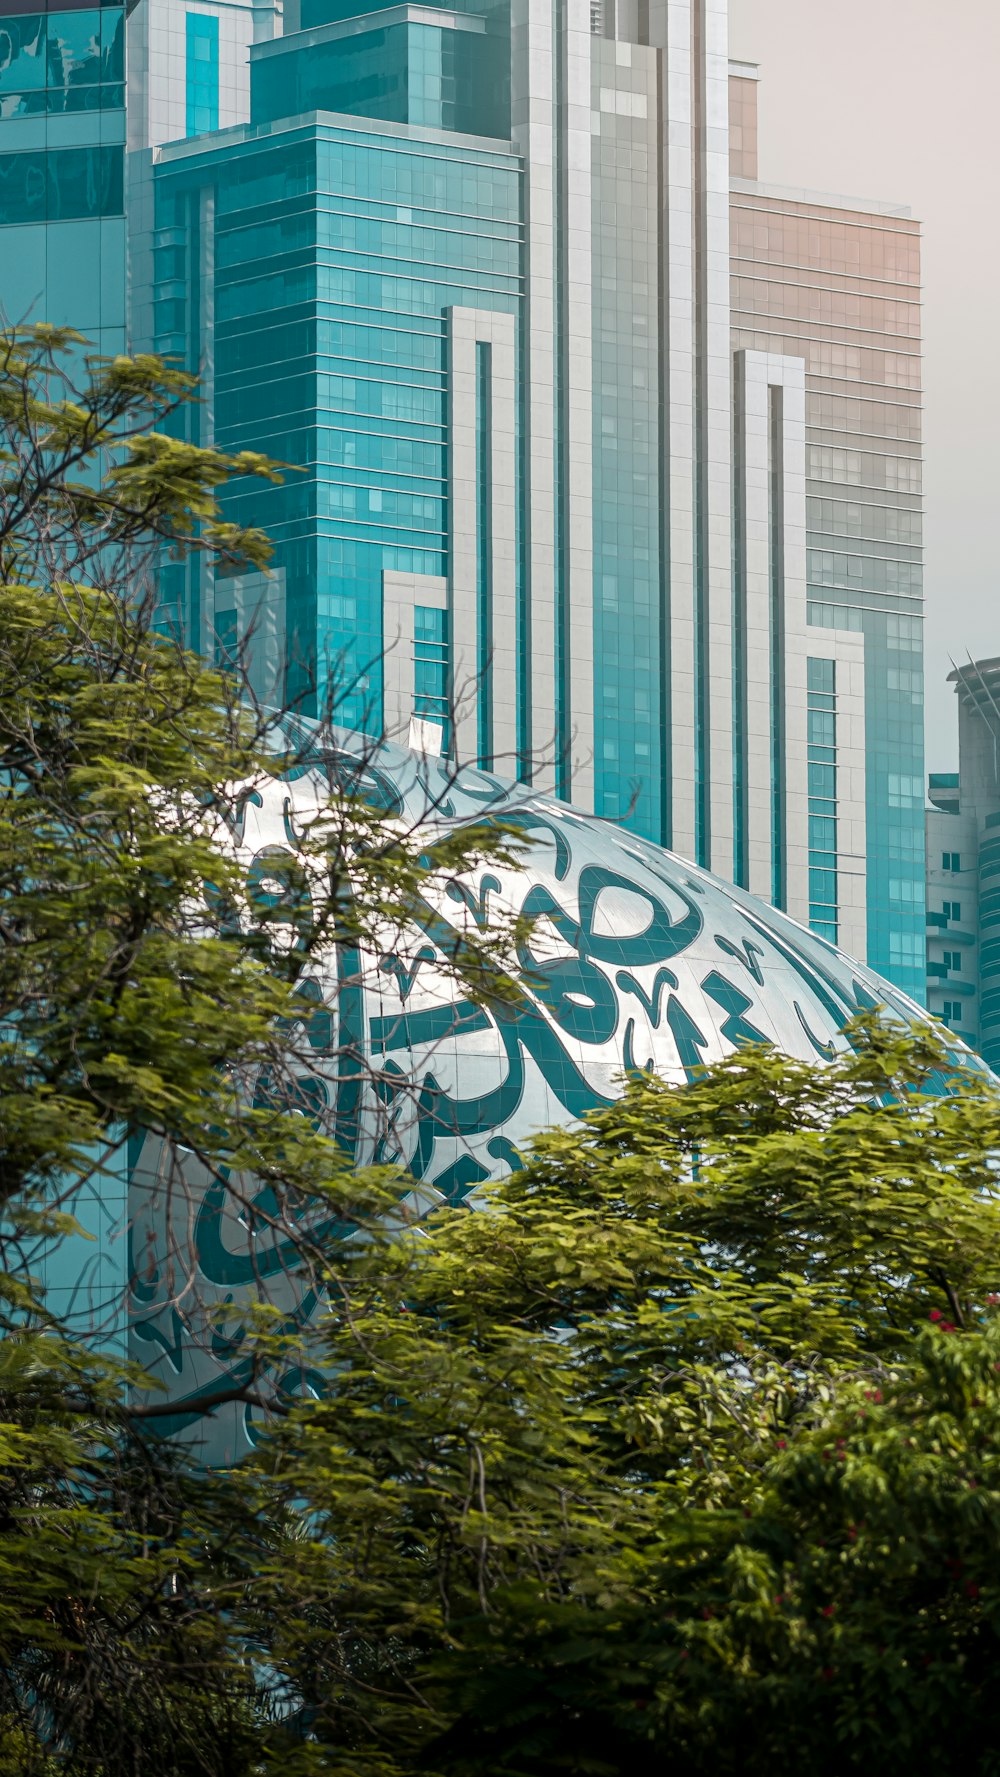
[47,12,103,90]
[809,868,837,907]
[214,607,238,670]
[101,9,124,82]
[414,606,444,643]
[807,761,836,800]
[0,16,46,97]
[810,919,837,943]
[0,144,122,225]
[413,601,448,729]
[186,13,218,138]
[809,814,836,852]
[0,10,123,117]
[807,708,836,748]
[807,656,835,694]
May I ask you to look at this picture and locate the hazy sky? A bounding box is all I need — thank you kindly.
[729,0,1000,770]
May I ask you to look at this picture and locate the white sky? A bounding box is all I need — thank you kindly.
[729,0,1000,770]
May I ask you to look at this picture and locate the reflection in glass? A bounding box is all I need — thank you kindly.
[0,8,123,114]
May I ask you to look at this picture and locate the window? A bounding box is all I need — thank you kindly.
[943,900,962,921]
[806,658,838,942]
[890,933,923,966]
[0,8,124,116]
[942,851,961,872]
[942,951,962,973]
[413,604,448,742]
[888,773,922,809]
[186,12,218,137]
[942,1001,963,1023]
[213,608,237,671]
[0,144,123,225]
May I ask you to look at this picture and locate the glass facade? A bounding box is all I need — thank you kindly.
[251,13,510,139]
[3,0,945,1363]
[590,34,662,837]
[414,602,448,733]
[727,69,757,180]
[0,0,125,347]
[807,656,838,942]
[185,11,218,137]
[0,5,123,117]
[731,170,926,999]
[150,108,522,721]
[0,0,127,1316]
[925,660,1000,1066]
[0,0,931,1024]
[129,7,932,994]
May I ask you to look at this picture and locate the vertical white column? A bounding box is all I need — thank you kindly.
[733,348,773,900]
[447,307,519,771]
[646,0,696,861]
[701,0,734,876]
[510,0,558,787]
[775,358,810,922]
[734,346,866,950]
[512,0,595,809]
[733,350,807,910]
[127,0,272,152]
[645,0,733,868]
[562,0,595,810]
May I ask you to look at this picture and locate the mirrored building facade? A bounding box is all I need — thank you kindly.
[925,658,1000,1072]
[0,0,935,1367]
[1,0,927,995]
[0,0,126,351]
[729,61,925,998]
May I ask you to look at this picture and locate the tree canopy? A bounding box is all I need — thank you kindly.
[3,327,1000,1777]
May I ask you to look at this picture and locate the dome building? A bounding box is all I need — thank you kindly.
[130,737,957,1458]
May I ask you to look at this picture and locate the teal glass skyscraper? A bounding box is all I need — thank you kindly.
[0,0,130,1329]
[2,0,927,999]
[0,0,126,350]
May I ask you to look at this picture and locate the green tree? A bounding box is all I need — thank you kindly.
[0,322,525,1345]
[244,1025,1000,1777]
[0,325,526,1772]
[5,324,1000,1777]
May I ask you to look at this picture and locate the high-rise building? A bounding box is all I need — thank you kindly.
[0,0,127,353]
[0,0,132,1328]
[1,0,927,995]
[729,61,925,999]
[925,658,1000,1070]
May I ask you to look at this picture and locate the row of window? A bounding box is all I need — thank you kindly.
[809,553,923,595]
[732,279,920,338]
[212,265,521,324]
[810,394,921,439]
[807,498,922,544]
[807,444,921,492]
[806,656,838,942]
[208,143,518,224]
[0,8,123,119]
[215,206,517,277]
[730,215,919,279]
[413,603,448,732]
[0,143,122,226]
